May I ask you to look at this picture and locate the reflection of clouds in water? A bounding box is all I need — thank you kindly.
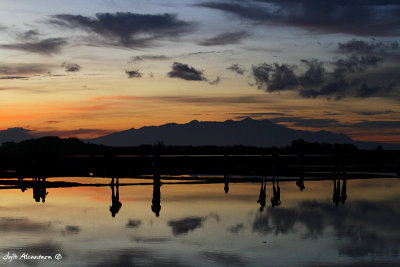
[131,236,170,243]
[208,212,220,222]
[0,217,52,233]
[252,199,400,257]
[91,248,188,267]
[125,220,142,229]
[200,251,246,267]
[61,225,80,236]
[168,217,206,236]
[227,223,244,234]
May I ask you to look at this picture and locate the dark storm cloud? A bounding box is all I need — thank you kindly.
[252,63,297,92]
[0,37,67,55]
[49,12,196,48]
[185,49,234,57]
[125,70,142,78]
[227,64,246,75]
[209,76,221,85]
[196,0,400,36]
[0,76,28,80]
[252,63,273,89]
[299,59,325,87]
[167,216,205,236]
[130,55,170,63]
[250,38,400,100]
[61,62,81,72]
[195,2,272,23]
[199,31,250,46]
[355,83,395,98]
[0,217,51,232]
[346,120,400,129]
[17,29,40,40]
[354,110,398,116]
[332,55,383,80]
[0,63,52,75]
[200,251,246,266]
[299,80,349,100]
[338,39,399,54]
[167,62,206,81]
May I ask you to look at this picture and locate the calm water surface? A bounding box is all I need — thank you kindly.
[0,178,399,266]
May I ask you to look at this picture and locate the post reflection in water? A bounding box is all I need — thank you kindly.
[332,164,348,207]
[296,152,305,191]
[296,174,305,191]
[341,178,347,204]
[271,178,281,207]
[332,179,341,206]
[17,176,27,193]
[110,177,122,218]
[257,178,266,211]
[223,153,230,194]
[224,174,229,194]
[152,176,162,217]
[32,177,48,203]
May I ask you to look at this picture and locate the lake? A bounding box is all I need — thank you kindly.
[0,177,399,266]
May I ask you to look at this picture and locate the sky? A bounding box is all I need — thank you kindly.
[0,0,399,143]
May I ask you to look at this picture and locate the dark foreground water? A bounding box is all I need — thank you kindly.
[0,177,399,266]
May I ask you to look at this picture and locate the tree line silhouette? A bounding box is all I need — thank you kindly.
[0,137,398,178]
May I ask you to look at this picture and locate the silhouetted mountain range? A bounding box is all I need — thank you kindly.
[0,128,37,144]
[1,119,398,149]
[87,118,397,149]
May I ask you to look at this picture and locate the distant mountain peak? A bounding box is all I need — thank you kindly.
[87,118,358,147]
[242,117,254,122]
[5,127,31,132]
[0,127,36,145]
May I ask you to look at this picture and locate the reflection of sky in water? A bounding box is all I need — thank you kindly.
[0,178,399,266]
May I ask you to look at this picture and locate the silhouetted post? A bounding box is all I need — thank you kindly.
[104,152,115,178]
[223,152,230,174]
[152,152,161,184]
[152,178,161,217]
[110,178,122,217]
[272,151,279,179]
[260,153,267,178]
